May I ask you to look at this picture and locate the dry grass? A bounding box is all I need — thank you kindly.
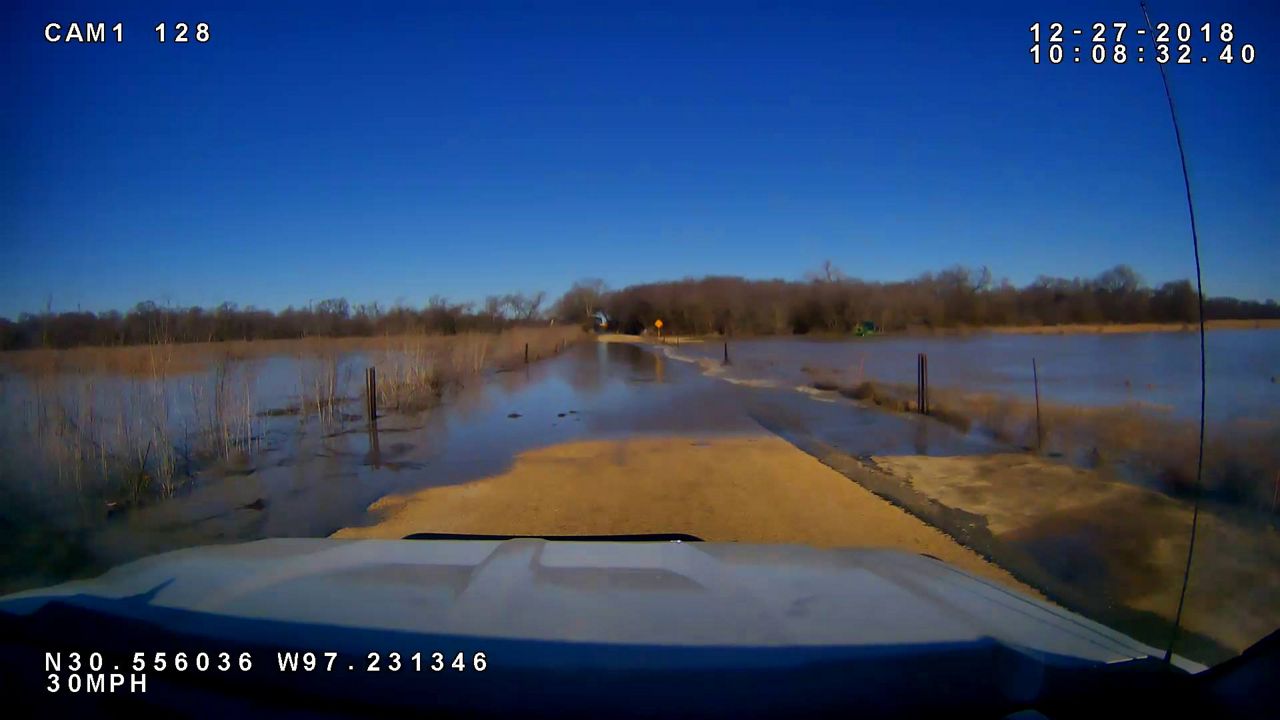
[0,342,215,377]
[0,327,584,592]
[0,329,586,374]
[368,327,583,413]
[3,353,262,522]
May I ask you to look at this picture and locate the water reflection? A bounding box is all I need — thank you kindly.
[366,417,382,469]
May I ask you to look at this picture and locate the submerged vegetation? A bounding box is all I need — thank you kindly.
[0,328,582,526]
[0,326,582,592]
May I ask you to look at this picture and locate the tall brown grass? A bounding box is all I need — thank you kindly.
[0,326,581,592]
[4,350,263,517]
[370,327,583,413]
[0,327,585,517]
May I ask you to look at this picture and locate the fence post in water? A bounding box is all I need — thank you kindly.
[723,341,731,366]
[917,353,929,415]
[364,367,378,423]
[1032,358,1043,451]
[524,342,529,364]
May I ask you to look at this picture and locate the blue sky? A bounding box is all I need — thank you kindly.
[2,0,1276,317]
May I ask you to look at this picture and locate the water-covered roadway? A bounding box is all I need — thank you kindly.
[13,339,1278,664]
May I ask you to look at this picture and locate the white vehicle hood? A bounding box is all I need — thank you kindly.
[0,538,1190,670]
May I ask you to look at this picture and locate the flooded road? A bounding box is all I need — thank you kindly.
[91,341,1004,559]
[90,343,749,555]
[3,336,1277,665]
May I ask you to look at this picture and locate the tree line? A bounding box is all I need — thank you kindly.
[554,265,1279,335]
[3,265,1276,350]
[0,292,547,351]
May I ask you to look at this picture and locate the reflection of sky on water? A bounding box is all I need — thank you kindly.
[666,330,1280,424]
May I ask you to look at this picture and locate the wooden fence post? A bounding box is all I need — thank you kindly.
[917,353,929,415]
[1033,358,1043,451]
[364,367,378,423]
[524,343,529,364]
[723,341,731,366]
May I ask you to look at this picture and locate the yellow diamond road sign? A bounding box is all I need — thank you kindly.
[654,319,664,329]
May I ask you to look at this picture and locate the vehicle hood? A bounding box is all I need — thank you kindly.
[0,538,1185,669]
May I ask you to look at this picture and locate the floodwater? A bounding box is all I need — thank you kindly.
[664,329,1280,424]
[0,341,1007,558]
[0,344,758,583]
[2,334,1277,665]
[74,343,1006,556]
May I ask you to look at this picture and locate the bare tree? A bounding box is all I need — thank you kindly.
[553,279,607,323]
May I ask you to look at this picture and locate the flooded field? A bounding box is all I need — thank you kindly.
[664,329,1280,424]
[665,331,1280,509]
[1,331,1277,665]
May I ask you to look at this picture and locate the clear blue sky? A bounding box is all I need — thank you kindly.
[2,0,1276,318]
